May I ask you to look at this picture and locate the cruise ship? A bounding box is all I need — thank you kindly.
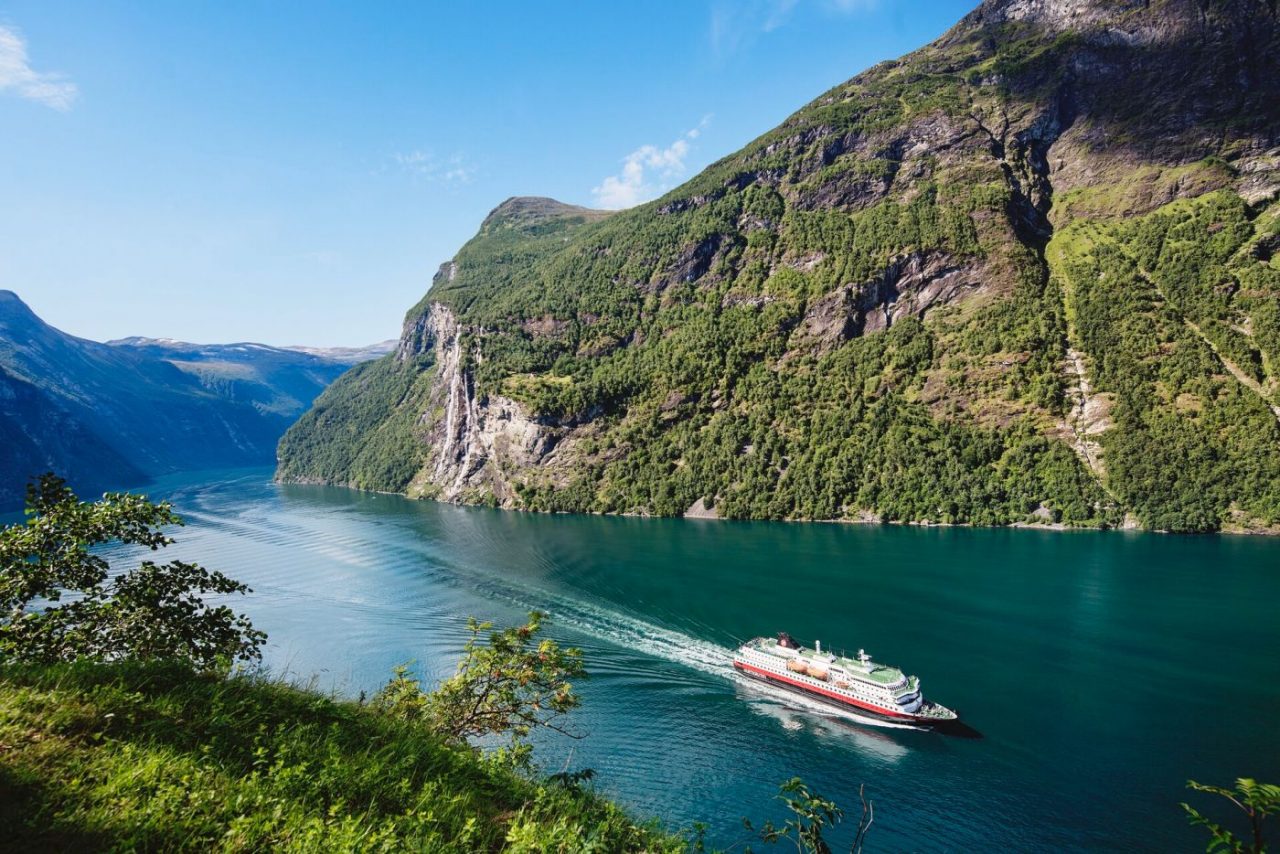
[733,632,958,725]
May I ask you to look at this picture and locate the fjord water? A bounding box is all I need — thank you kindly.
[122,469,1278,851]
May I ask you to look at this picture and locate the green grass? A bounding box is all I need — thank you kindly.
[0,661,685,852]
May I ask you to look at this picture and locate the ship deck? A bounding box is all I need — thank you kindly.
[747,637,907,686]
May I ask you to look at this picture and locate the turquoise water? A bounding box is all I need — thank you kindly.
[106,469,1279,850]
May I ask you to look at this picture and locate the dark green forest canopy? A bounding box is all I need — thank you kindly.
[278,0,1280,533]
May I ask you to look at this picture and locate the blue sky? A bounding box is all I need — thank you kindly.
[0,0,975,347]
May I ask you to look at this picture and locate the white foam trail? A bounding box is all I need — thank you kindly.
[450,571,924,732]
[481,582,737,678]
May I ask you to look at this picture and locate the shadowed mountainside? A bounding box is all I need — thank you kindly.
[0,291,385,506]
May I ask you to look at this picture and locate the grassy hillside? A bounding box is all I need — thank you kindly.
[278,0,1280,532]
[0,661,682,852]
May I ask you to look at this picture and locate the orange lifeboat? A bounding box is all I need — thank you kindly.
[805,665,829,680]
[786,659,808,673]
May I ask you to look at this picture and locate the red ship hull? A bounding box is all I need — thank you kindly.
[733,659,921,722]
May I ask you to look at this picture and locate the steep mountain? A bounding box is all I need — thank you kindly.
[278,0,1280,533]
[0,291,374,507]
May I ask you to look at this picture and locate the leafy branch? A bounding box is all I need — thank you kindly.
[1,474,265,669]
[734,777,874,854]
[373,611,586,763]
[1183,778,1279,853]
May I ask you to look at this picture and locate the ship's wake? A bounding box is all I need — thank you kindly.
[435,566,927,732]
[452,572,739,679]
[155,479,930,734]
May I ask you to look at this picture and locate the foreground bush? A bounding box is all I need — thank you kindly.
[373,612,585,769]
[0,474,264,668]
[0,660,683,852]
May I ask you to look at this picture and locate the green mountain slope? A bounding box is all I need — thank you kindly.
[279,0,1280,533]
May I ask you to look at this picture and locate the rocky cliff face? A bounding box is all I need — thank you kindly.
[960,0,1280,204]
[277,200,611,502]
[279,0,1280,533]
[397,303,579,505]
[969,0,1186,38]
[791,251,999,354]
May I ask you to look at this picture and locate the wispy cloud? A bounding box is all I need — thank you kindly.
[710,0,881,58]
[0,25,77,110]
[392,150,476,186]
[762,0,800,31]
[592,117,712,210]
[825,0,880,11]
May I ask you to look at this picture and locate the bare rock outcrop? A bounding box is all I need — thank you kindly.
[1058,347,1113,478]
[791,251,994,354]
[406,303,583,506]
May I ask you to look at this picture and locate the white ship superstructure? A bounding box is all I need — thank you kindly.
[732,632,957,724]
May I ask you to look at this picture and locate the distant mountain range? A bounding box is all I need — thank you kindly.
[0,289,392,507]
[279,0,1280,533]
[104,336,395,418]
[273,342,399,363]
